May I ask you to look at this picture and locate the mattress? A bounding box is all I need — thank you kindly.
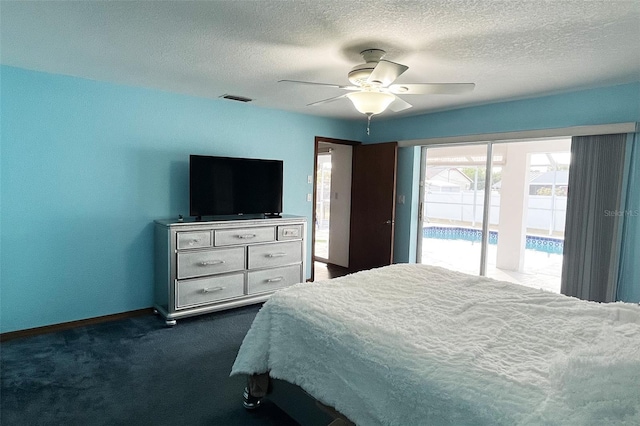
[231,264,640,425]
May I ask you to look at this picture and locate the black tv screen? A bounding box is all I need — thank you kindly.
[189,155,283,217]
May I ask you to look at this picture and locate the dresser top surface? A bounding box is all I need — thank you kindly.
[155,214,306,228]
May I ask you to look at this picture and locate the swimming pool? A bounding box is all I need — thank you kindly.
[423,226,564,255]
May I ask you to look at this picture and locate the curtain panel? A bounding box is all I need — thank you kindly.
[617,132,640,303]
[561,133,627,302]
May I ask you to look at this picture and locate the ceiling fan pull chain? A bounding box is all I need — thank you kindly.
[367,114,372,135]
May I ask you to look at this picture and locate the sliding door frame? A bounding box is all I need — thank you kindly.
[479,143,493,276]
[417,141,495,276]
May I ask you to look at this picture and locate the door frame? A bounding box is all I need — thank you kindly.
[311,136,361,282]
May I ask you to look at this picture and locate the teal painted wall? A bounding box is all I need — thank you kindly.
[366,83,640,143]
[392,146,420,264]
[2,65,639,333]
[618,133,640,303]
[0,66,361,333]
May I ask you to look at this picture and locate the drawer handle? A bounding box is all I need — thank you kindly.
[266,277,284,283]
[200,260,226,266]
[188,239,200,245]
[202,286,224,293]
[237,234,256,239]
[266,252,286,258]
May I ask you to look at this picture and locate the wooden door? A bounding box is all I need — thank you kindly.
[349,142,398,271]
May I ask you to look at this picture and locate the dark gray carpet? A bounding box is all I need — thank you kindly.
[1,305,298,425]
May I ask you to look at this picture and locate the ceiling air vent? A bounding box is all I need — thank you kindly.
[220,94,253,103]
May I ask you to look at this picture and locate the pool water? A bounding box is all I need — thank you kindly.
[423,226,563,255]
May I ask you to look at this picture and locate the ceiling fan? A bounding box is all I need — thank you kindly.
[279,49,475,133]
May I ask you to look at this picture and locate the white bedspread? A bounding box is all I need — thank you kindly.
[231,264,640,425]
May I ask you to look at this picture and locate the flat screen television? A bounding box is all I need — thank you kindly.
[189,155,283,218]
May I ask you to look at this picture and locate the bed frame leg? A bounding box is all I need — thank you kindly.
[242,386,262,410]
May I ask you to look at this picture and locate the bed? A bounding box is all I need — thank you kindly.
[231,264,640,425]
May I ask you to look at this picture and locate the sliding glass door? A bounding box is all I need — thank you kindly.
[418,138,571,292]
[418,144,490,275]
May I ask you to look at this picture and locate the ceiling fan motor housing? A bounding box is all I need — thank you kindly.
[348,48,387,86]
[348,63,377,85]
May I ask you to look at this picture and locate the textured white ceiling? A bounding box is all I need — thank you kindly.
[1,1,639,120]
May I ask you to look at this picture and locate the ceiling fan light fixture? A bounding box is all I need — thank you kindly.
[346,91,395,115]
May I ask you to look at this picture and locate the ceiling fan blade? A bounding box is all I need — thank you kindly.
[278,80,358,90]
[388,83,475,95]
[367,60,409,87]
[307,94,347,107]
[388,96,413,112]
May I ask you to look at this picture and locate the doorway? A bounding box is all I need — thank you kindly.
[312,138,358,281]
[315,149,332,262]
[311,138,398,281]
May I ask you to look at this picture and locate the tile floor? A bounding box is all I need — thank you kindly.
[422,238,563,293]
[314,229,563,293]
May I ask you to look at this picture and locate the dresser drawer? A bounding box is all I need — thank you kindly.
[247,264,302,294]
[277,224,303,240]
[248,241,302,270]
[214,226,275,246]
[177,231,212,250]
[177,247,245,279]
[176,273,245,309]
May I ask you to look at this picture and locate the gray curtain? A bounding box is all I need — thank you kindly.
[561,133,627,302]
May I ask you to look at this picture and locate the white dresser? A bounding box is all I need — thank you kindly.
[154,215,306,326]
